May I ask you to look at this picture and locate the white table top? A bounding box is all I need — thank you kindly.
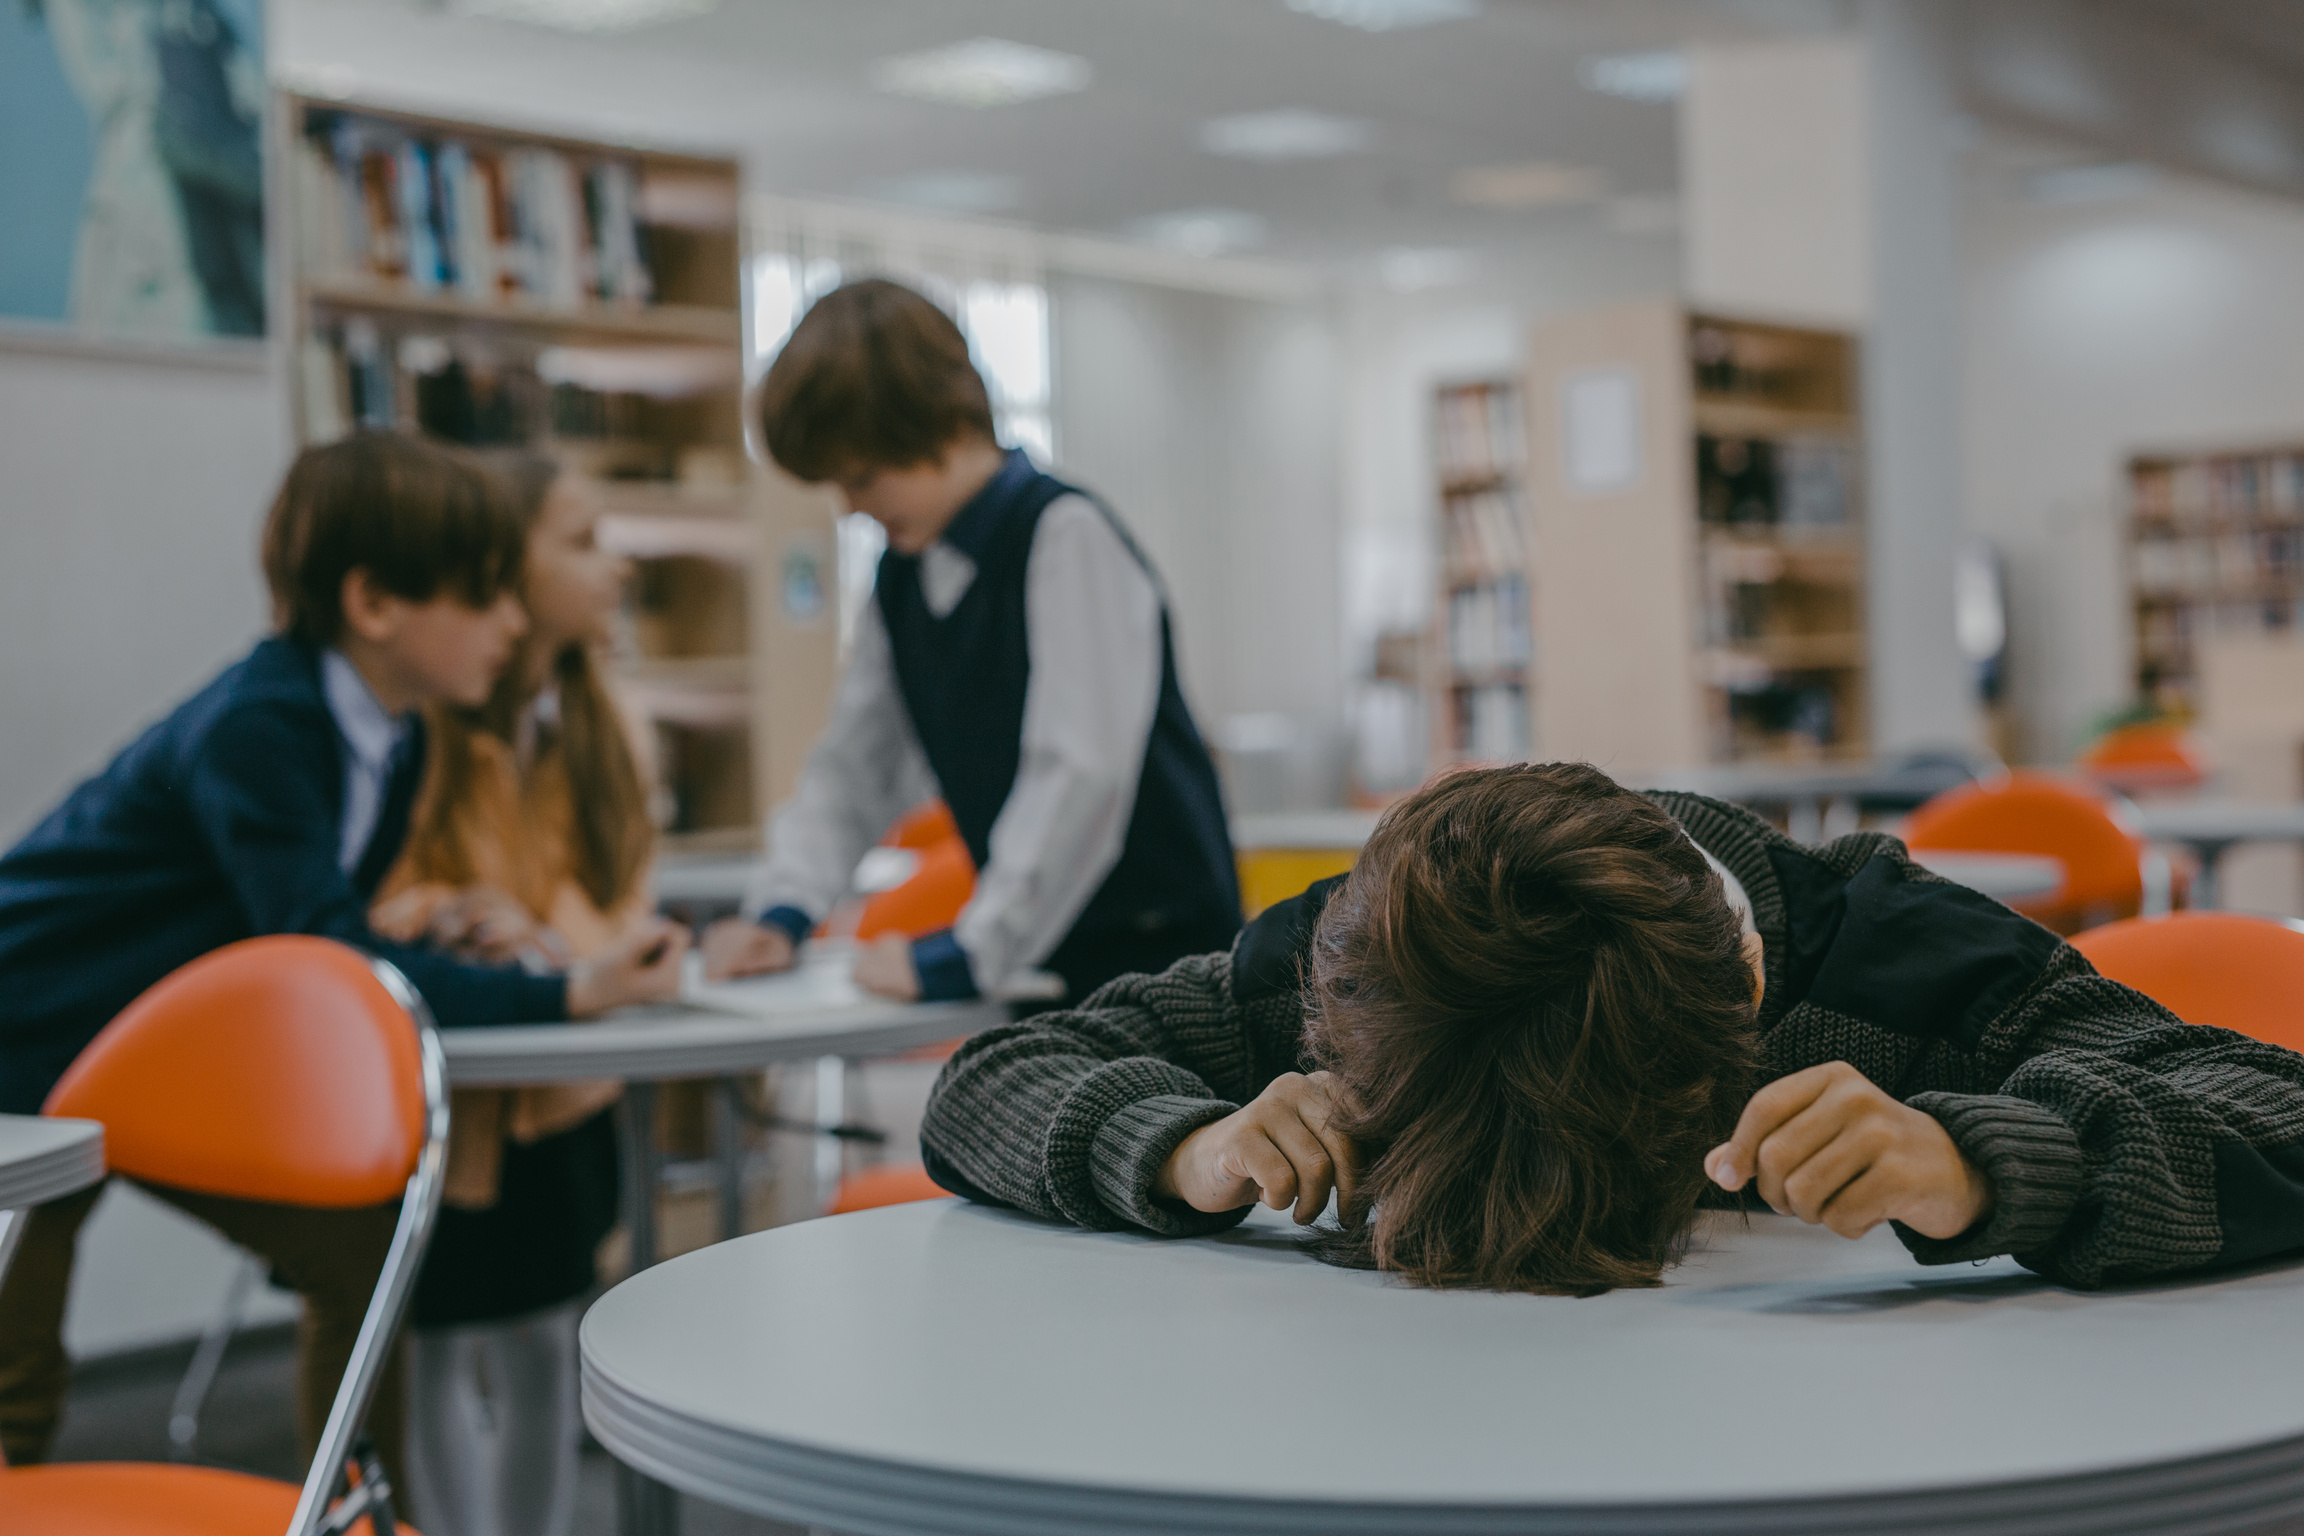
[441,947,1010,1087]
[2133,800,2304,845]
[652,855,757,907]
[0,1115,105,1210]
[1231,810,1382,852]
[1909,849,2064,902]
[582,1200,2304,1536]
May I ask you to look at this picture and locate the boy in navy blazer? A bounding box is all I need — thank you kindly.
[0,434,686,1478]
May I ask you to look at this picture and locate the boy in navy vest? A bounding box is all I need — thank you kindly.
[0,433,686,1478]
[701,279,1241,1005]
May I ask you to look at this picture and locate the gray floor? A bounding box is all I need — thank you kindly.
[53,1325,805,1536]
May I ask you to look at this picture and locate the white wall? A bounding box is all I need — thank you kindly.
[1963,165,2304,764]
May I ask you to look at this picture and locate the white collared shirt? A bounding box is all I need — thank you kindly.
[743,494,1165,991]
[320,650,413,874]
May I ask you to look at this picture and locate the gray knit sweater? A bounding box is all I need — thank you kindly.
[919,792,2304,1288]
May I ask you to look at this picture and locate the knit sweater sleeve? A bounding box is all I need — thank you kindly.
[1898,945,2304,1287]
[919,949,1310,1236]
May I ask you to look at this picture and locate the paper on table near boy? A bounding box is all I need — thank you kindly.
[680,941,1062,1017]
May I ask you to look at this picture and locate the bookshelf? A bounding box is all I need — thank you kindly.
[1524,302,1868,776]
[282,95,840,857]
[1431,379,1533,765]
[2126,445,2304,714]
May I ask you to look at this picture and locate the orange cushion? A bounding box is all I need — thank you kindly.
[828,1162,951,1215]
[0,1463,411,1536]
[2072,913,2304,1054]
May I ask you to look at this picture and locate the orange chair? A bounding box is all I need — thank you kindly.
[0,935,447,1536]
[2077,722,2211,797]
[1904,771,2161,934]
[855,836,976,942]
[827,1161,951,1215]
[2072,912,2304,1053]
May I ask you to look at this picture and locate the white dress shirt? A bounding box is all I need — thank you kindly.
[320,649,413,874]
[744,494,1165,992]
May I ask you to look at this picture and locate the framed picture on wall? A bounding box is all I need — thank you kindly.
[0,0,266,349]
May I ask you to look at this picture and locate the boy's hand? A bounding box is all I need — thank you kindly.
[699,917,797,981]
[1155,1071,1361,1226]
[567,919,690,1017]
[427,885,541,965]
[853,932,920,1000]
[1705,1061,1994,1242]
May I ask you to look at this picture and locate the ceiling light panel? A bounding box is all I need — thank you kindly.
[1450,160,1607,208]
[1282,0,1479,33]
[1131,208,1269,257]
[1378,246,1478,292]
[460,0,714,34]
[1579,50,1690,103]
[870,38,1092,108]
[856,171,1025,214]
[1201,109,1373,161]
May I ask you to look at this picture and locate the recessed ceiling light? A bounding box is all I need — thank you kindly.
[1282,0,1479,33]
[460,0,714,33]
[1579,50,1690,102]
[869,38,1092,108]
[856,171,1025,215]
[1377,247,1478,292]
[1450,161,1607,209]
[2025,161,2157,206]
[1201,109,1372,162]
[1131,208,1269,258]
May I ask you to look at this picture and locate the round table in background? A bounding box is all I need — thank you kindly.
[1908,849,2064,905]
[583,1200,2304,1536]
[2132,801,2304,910]
[0,1114,106,1277]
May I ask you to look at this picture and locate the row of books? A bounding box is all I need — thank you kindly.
[1718,679,1840,755]
[1445,576,1533,675]
[294,113,655,309]
[1442,489,1528,576]
[299,325,643,449]
[1434,384,1526,484]
[1697,433,1855,529]
[1453,682,1529,765]
[2133,529,2304,595]
[2132,453,2304,522]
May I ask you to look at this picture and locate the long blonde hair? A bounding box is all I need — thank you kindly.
[403,453,652,912]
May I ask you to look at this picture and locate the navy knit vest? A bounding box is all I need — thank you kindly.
[875,451,1242,958]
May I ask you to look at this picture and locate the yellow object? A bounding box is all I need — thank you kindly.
[1237,848,1359,920]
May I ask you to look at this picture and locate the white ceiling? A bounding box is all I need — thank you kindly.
[275,0,1840,272]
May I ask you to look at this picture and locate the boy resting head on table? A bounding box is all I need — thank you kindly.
[920,761,2304,1295]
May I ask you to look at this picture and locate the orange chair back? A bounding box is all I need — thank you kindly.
[45,936,429,1208]
[2077,722,2209,796]
[855,836,976,941]
[1904,772,2143,932]
[2072,913,2304,1053]
[828,1162,951,1215]
[885,800,961,851]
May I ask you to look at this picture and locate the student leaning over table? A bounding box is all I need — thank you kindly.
[919,762,2304,1295]
[699,278,1241,1006]
[367,452,653,1536]
[0,434,687,1484]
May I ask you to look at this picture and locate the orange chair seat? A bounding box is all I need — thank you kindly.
[2071,913,2304,1054]
[0,1463,408,1536]
[827,1162,951,1215]
[1905,771,2147,933]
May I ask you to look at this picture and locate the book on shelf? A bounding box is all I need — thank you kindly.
[1446,576,1532,676]
[1697,432,1854,530]
[295,110,660,311]
[1434,383,1526,484]
[1443,488,1527,575]
[1457,683,1528,764]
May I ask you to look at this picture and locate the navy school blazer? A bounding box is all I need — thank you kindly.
[0,635,566,1114]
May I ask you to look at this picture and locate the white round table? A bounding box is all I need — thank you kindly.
[2131,801,2304,910]
[1908,850,2064,905]
[0,1114,105,1279]
[583,1200,2304,1536]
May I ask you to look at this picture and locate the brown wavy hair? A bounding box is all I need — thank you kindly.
[755,278,997,482]
[1304,762,1759,1296]
[401,453,651,912]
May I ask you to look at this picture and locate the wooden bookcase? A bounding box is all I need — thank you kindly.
[2126,445,2304,715]
[1523,301,1867,777]
[1430,379,1533,765]
[282,94,841,855]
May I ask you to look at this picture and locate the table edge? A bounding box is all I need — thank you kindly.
[0,1120,106,1210]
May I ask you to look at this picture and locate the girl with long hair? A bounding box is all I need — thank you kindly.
[370,452,653,1536]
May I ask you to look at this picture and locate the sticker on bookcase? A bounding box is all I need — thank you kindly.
[781,547,827,624]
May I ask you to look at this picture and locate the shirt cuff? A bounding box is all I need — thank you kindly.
[1892,1092,2087,1267]
[757,905,813,947]
[911,929,980,1001]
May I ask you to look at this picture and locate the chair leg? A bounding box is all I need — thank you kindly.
[167,1251,263,1460]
